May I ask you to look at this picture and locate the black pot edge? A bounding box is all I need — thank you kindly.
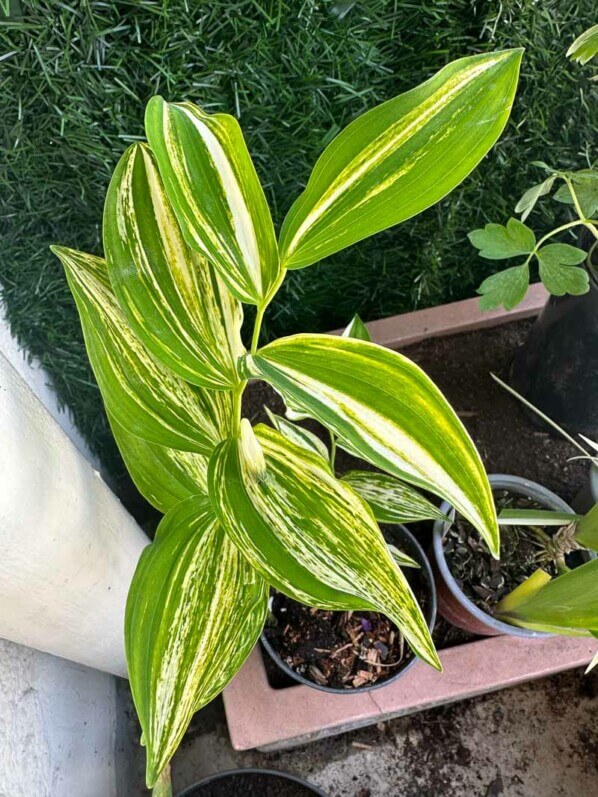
[260,524,438,694]
[432,473,595,638]
[176,767,330,797]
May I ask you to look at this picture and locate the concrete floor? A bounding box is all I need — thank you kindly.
[123,667,598,796]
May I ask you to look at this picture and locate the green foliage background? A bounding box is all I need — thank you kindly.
[0,0,596,464]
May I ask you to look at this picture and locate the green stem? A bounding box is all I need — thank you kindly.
[329,430,337,472]
[152,766,172,797]
[232,379,247,435]
[251,304,266,354]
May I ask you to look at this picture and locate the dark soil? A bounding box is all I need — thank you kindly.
[183,772,319,796]
[444,489,559,615]
[264,597,414,691]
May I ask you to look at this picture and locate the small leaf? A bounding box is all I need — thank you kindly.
[264,407,329,462]
[342,314,371,342]
[553,180,598,218]
[537,245,590,296]
[468,218,536,260]
[497,508,581,526]
[388,545,421,570]
[477,263,530,311]
[342,470,449,524]
[279,49,523,269]
[145,97,280,305]
[240,334,498,556]
[567,24,598,65]
[126,496,268,787]
[514,175,556,222]
[209,422,440,669]
[103,143,244,389]
[52,246,232,453]
[108,413,208,513]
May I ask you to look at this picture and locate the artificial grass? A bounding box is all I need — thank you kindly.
[0,0,596,469]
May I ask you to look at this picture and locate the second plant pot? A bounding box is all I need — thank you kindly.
[177,768,329,796]
[261,524,437,693]
[432,474,585,638]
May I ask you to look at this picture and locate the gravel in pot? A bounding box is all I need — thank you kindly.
[262,524,436,692]
[433,474,594,637]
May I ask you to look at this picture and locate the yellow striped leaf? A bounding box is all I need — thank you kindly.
[209,422,440,670]
[103,142,244,389]
[126,496,268,787]
[240,334,498,556]
[279,49,522,269]
[342,470,449,524]
[52,246,231,453]
[108,413,208,513]
[145,97,281,305]
[264,406,329,462]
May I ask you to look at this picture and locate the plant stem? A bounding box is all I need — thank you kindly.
[329,429,337,472]
[251,303,266,354]
[152,766,172,797]
[232,379,247,436]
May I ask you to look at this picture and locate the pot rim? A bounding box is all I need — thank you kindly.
[176,767,329,797]
[433,474,581,638]
[260,524,437,694]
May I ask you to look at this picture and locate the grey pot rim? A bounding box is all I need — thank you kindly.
[260,523,437,694]
[176,767,329,797]
[432,474,584,639]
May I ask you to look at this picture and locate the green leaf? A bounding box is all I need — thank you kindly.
[52,246,231,453]
[126,496,268,787]
[145,97,280,305]
[553,179,598,218]
[497,508,581,526]
[537,245,590,297]
[514,175,557,222]
[240,334,498,557]
[567,24,598,65]
[497,558,598,634]
[209,422,440,669]
[468,218,536,260]
[477,263,530,311]
[108,412,208,513]
[264,406,329,462]
[342,313,371,342]
[575,504,598,552]
[103,143,244,390]
[341,470,449,524]
[279,49,523,269]
[388,545,421,570]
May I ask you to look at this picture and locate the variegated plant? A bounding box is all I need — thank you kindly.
[52,48,522,793]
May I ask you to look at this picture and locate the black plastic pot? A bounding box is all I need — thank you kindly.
[432,474,594,637]
[261,524,437,693]
[510,230,598,437]
[177,768,329,797]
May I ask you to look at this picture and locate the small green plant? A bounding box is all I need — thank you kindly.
[469,25,598,311]
[52,49,522,791]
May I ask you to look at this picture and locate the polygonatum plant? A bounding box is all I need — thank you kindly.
[52,48,522,793]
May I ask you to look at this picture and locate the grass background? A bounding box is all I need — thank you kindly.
[0,0,596,469]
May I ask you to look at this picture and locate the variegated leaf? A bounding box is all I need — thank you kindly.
[126,496,268,787]
[52,246,231,453]
[264,406,329,462]
[497,558,598,636]
[103,142,244,389]
[209,422,440,670]
[145,97,280,305]
[108,412,208,512]
[279,49,522,269]
[240,334,498,556]
[342,470,448,524]
[342,313,371,342]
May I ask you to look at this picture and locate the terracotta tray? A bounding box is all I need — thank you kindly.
[223,284,595,751]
